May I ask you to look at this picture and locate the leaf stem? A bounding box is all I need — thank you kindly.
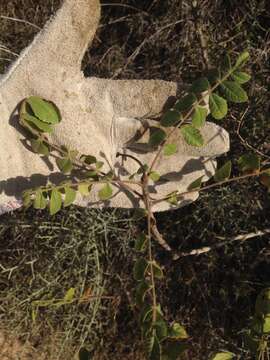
[153,169,267,205]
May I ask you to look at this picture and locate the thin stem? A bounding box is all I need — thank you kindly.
[142,174,157,323]
[153,169,267,205]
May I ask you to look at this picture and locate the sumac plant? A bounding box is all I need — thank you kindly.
[18,51,270,359]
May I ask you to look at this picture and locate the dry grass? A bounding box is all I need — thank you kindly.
[0,0,270,359]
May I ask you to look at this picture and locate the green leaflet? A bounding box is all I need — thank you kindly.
[235,51,249,68]
[180,125,204,147]
[174,93,197,113]
[98,183,113,200]
[133,258,148,281]
[161,109,181,127]
[209,352,234,360]
[149,128,167,148]
[164,143,177,156]
[78,183,91,196]
[209,93,228,120]
[64,187,76,207]
[188,176,204,190]
[221,81,248,103]
[34,190,47,210]
[49,189,62,215]
[192,106,207,128]
[30,139,49,156]
[168,323,188,340]
[190,77,210,94]
[23,113,53,133]
[149,171,161,182]
[214,161,232,182]
[231,71,251,84]
[56,157,73,174]
[238,153,260,173]
[27,96,61,124]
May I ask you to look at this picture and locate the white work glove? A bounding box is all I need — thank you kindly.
[0,0,229,215]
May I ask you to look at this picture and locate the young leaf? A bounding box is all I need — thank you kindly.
[23,113,53,133]
[98,183,113,201]
[231,71,251,84]
[64,187,76,207]
[34,190,47,210]
[209,352,234,360]
[133,258,148,281]
[64,288,75,302]
[214,161,232,182]
[135,234,148,252]
[149,171,160,182]
[56,157,73,174]
[152,261,164,279]
[161,109,181,127]
[164,143,177,156]
[188,176,204,190]
[26,96,61,124]
[221,81,248,103]
[169,323,188,340]
[181,125,204,147]
[235,51,249,68]
[190,77,210,94]
[209,94,228,120]
[149,128,166,148]
[174,93,197,112]
[30,139,49,156]
[78,183,91,196]
[238,153,260,173]
[192,106,207,128]
[49,189,62,215]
